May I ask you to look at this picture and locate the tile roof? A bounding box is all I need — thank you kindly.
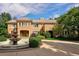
[7,18,57,24]
[7,20,16,23]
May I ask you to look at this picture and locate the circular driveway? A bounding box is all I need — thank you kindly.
[0,40,79,56]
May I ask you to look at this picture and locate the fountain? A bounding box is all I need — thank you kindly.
[0,28,29,50]
[10,31,20,45]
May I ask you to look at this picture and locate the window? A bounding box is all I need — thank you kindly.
[19,22,21,27]
[11,24,17,32]
[13,24,16,28]
[19,22,28,27]
[23,22,28,27]
[33,23,38,27]
[11,24,16,28]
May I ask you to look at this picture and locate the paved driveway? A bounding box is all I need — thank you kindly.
[0,40,79,56]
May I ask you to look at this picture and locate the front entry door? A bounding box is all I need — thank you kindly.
[20,30,29,37]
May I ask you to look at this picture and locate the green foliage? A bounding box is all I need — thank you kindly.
[55,7,79,40]
[29,32,44,47]
[29,39,39,48]
[0,12,12,38]
[53,24,63,38]
[38,31,51,38]
[29,37,42,48]
[0,35,7,42]
[47,37,66,40]
[38,31,45,36]
[44,31,51,38]
[37,35,45,39]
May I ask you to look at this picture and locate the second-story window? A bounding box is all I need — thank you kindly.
[19,22,21,27]
[19,22,28,27]
[33,23,38,27]
[10,24,16,28]
[23,22,28,27]
[13,24,16,28]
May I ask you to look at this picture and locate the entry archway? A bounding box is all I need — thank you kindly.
[20,30,29,37]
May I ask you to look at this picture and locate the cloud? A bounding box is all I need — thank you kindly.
[0,3,48,18]
[0,4,31,18]
[74,4,79,7]
[0,3,77,19]
[52,14,60,19]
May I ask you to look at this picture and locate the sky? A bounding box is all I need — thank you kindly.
[0,3,79,19]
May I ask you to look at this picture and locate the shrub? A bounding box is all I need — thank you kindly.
[29,37,39,48]
[38,31,45,36]
[5,33,11,38]
[38,31,51,38]
[0,35,7,42]
[37,35,45,39]
[44,32,51,38]
[29,37,42,48]
[36,37,42,44]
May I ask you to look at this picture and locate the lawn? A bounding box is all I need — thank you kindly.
[46,37,79,42]
[47,37,66,40]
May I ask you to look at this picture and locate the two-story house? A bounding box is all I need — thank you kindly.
[7,18,56,38]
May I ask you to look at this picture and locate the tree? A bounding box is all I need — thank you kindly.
[54,7,79,40]
[53,24,63,38]
[0,12,12,37]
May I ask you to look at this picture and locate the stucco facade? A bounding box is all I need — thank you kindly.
[7,18,56,38]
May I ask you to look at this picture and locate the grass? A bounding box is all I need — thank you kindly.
[47,37,79,42]
[47,37,66,40]
[47,38,57,40]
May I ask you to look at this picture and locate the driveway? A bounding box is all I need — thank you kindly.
[0,40,79,56]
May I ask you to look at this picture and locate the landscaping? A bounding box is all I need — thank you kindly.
[29,36,42,48]
[0,36,7,42]
[46,38,64,40]
[0,12,12,42]
[52,7,79,41]
[0,5,79,48]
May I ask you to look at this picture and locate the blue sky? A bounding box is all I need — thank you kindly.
[0,3,78,19]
